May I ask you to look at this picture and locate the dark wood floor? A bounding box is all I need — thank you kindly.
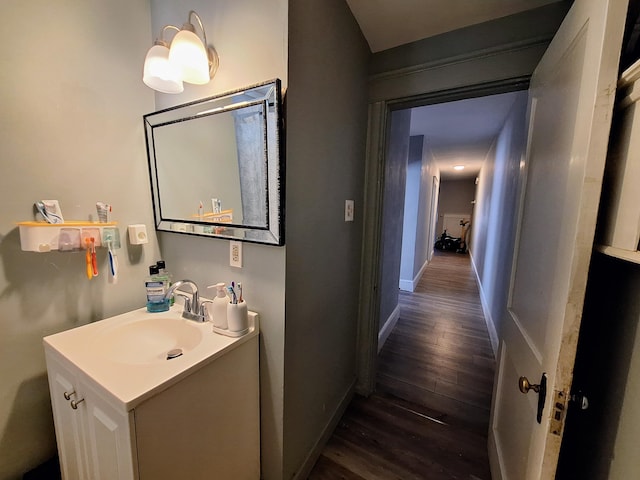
[308,251,495,479]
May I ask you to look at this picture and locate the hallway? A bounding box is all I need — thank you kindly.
[309,251,494,479]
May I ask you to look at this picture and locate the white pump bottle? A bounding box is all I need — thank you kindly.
[207,283,229,329]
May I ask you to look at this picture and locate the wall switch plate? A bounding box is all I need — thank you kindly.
[345,200,355,222]
[230,241,243,268]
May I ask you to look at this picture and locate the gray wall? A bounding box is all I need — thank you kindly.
[0,2,158,477]
[284,0,369,478]
[400,136,439,291]
[471,91,528,349]
[148,1,288,479]
[379,110,411,333]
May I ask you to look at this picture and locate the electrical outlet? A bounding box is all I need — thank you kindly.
[230,241,243,268]
[345,200,355,222]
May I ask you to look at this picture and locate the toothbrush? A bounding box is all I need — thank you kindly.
[226,285,237,304]
[107,239,118,284]
[85,238,93,280]
[91,237,98,277]
[238,282,243,302]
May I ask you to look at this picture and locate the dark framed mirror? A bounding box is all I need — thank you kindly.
[144,79,284,245]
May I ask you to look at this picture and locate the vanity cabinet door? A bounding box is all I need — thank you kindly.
[46,351,137,480]
[81,380,137,480]
[46,356,91,480]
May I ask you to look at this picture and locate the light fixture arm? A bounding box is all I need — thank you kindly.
[154,25,180,48]
[182,10,219,78]
[188,11,208,52]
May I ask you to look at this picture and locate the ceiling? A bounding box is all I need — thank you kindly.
[410,92,525,179]
[345,0,561,53]
[343,0,564,180]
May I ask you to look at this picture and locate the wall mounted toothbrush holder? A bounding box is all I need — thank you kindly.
[17,221,119,252]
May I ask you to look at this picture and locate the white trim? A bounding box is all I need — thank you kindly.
[378,304,401,353]
[399,257,430,292]
[596,244,640,265]
[292,380,356,480]
[398,279,414,292]
[488,416,506,480]
[469,250,499,357]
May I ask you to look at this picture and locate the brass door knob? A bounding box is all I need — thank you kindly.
[519,376,541,394]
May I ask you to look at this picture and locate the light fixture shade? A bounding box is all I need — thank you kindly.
[143,44,184,94]
[169,29,210,85]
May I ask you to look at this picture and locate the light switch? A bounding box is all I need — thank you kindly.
[345,200,355,222]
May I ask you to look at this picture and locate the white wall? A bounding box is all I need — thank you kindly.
[0,1,157,477]
[147,1,288,479]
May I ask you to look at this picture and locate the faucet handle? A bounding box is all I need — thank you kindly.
[199,299,214,318]
[176,293,192,312]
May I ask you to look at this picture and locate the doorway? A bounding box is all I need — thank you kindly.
[356,81,532,397]
[377,90,530,365]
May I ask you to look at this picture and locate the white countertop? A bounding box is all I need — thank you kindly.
[43,304,258,412]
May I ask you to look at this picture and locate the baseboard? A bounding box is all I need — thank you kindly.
[378,304,400,353]
[292,379,356,480]
[469,250,499,357]
[399,258,430,292]
[399,279,414,292]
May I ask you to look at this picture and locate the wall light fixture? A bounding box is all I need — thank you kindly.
[143,11,219,94]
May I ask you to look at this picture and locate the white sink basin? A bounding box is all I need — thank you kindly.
[95,316,204,365]
[44,305,258,410]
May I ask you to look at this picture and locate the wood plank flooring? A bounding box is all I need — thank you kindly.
[308,251,495,479]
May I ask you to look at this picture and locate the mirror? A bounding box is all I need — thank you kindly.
[144,79,284,245]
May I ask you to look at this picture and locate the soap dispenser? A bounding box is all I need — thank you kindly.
[207,283,229,329]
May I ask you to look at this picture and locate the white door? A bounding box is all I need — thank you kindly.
[488,1,628,479]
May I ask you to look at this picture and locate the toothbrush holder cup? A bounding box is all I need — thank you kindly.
[227,301,248,332]
[58,228,81,252]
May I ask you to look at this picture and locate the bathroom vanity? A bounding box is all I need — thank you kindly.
[44,306,260,479]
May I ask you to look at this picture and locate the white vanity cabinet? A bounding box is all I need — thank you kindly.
[44,307,260,480]
[46,353,136,479]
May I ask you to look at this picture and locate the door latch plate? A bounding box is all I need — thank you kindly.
[550,390,568,436]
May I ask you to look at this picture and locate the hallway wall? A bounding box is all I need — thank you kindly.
[284,0,369,477]
[379,110,411,336]
[400,136,439,292]
[471,91,528,351]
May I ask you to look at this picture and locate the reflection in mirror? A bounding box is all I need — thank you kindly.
[144,79,284,245]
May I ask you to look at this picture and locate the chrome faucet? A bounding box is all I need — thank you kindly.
[165,280,212,323]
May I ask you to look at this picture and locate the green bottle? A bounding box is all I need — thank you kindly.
[146,265,169,313]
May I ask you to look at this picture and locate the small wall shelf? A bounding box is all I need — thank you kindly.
[17,221,118,252]
[596,244,640,265]
[597,59,640,256]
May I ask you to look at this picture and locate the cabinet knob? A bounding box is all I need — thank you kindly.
[70,398,85,410]
[63,390,75,400]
